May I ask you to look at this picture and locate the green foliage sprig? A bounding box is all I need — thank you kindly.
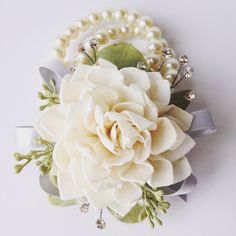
[13,138,53,175]
[38,79,59,111]
[141,184,170,228]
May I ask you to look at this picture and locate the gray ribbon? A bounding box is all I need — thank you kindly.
[39,174,59,196]
[39,59,69,92]
[163,174,198,201]
[15,126,40,149]
[188,109,216,138]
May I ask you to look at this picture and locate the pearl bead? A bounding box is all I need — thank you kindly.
[133,26,146,37]
[148,40,163,54]
[165,58,179,70]
[127,12,140,23]
[55,37,69,48]
[52,48,65,59]
[101,10,113,20]
[75,53,87,63]
[164,69,178,82]
[119,25,130,36]
[64,27,78,39]
[146,26,162,40]
[88,12,102,24]
[138,16,153,28]
[76,18,90,31]
[146,55,161,71]
[160,38,168,48]
[83,38,94,54]
[107,27,118,40]
[113,9,128,20]
[95,32,108,45]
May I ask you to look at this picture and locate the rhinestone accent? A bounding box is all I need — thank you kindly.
[179,54,189,65]
[79,196,90,213]
[78,43,86,53]
[162,48,173,58]
[185,91,196,101]
[89,38,99,49]
[183,66,194,78]
[137,61,147,70]
[96,218,106,229]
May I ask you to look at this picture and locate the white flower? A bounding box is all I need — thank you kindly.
[34,59,195,216]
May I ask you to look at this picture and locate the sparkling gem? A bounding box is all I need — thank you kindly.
[162,48,173,58]
[89,38,99,49]
[183,66,194,78]
[80,204,89,213]
[179,54,189,65]
[137,61,147,70]
[96,218,106,229]
[78,43,85,53]
[78,196,90,213]
[185,91,196,101]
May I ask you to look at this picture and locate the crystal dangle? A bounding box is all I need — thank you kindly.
[78,196,90,213]
[96,209,106,230]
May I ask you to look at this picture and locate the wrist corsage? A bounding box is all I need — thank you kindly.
[13,9,216,229]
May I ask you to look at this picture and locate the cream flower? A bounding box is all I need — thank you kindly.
[34,59,195,216]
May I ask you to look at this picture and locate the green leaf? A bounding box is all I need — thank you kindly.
[96,43,147,69]
[108,204,147,224]
[169,90,192,110]
[48,195,77,207]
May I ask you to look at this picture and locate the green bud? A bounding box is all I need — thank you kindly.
[148,216,155,228]
[13,153,26,161]
[38,92,47,100]
[158,208,167,214]
[14,164,24,174]
[156,218,163,226]
[39,105,47,111]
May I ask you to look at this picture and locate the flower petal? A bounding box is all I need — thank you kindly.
[60,65,91,106]
[57,170,77,200]
[95,58,117,69]
[133,130,151,163]
[170,121,186,150]
[148,72,170,111]
[70,158,88,189]
[87,66,124,85]
[53,139,71,171]
[82,157,110,181]
[85,188,115,209]
[121,67,151,91]
[65,102,91,136]
[172,156,192,184]
[120,162,154,184]
[148,158,174,187]
[112,102,144,116]
[114,182,142,205]
[163,135,196,162]
[160,105,193,131]
[122,110,156,131]
[151,117,177,155]
[34,105,65,142]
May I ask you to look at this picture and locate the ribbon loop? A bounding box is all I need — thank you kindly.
[163,174,198,201]
[16,126,40,149]
[39,59,69,92]
[189,109,216,138]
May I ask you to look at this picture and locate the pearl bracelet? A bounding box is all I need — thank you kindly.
[52,9,180,81]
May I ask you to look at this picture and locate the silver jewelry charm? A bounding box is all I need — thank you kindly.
[96,209,106,229]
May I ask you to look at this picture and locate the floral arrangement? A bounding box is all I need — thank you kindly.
[13,9,216,229]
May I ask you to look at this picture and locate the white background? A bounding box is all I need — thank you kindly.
[1,0,236,235]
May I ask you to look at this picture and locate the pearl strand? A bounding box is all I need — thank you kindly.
[52,9,179,78]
